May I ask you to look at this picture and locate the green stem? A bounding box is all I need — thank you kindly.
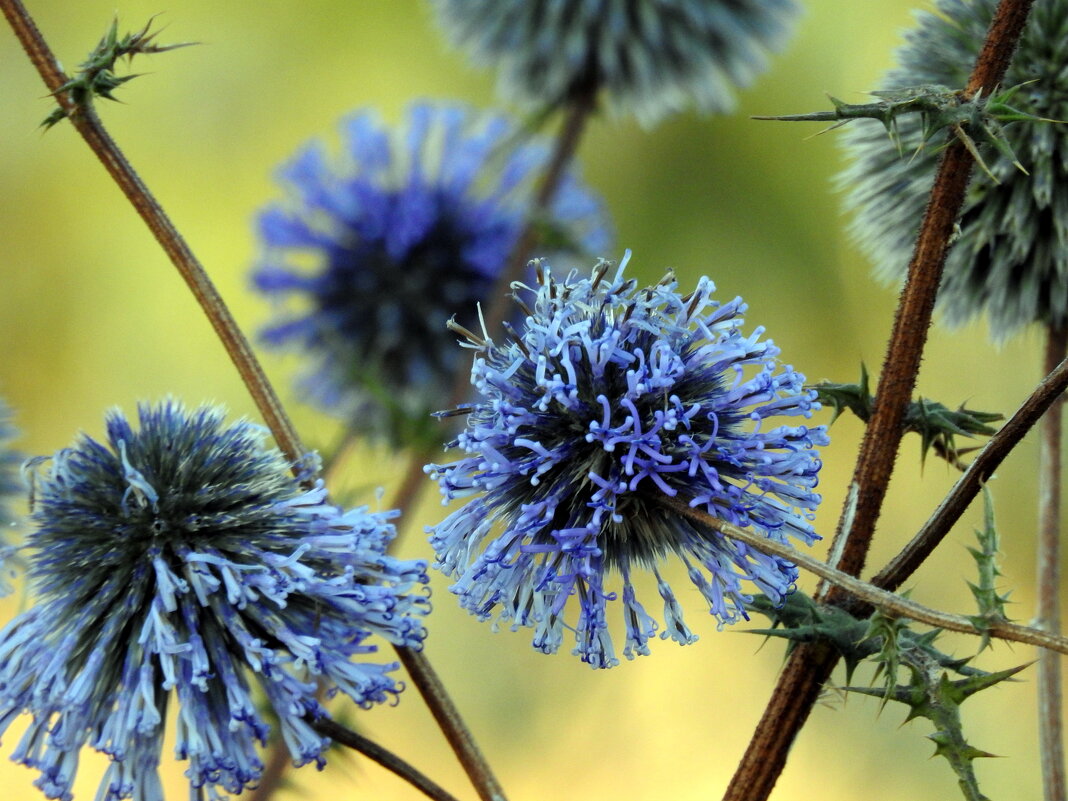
[721,2,1037,799]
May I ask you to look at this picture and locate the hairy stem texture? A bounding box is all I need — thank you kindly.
[721,2,1036,799]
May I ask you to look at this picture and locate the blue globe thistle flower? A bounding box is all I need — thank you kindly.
[431,0,800,126]
[253,102,611,446]
[840,0,1068,339]
[0,401,429,801]
[0,399,21,596]
[426,253,827,668]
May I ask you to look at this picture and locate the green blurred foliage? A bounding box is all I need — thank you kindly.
[0,1,1055,800]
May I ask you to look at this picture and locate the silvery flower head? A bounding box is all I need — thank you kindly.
[0,401,429,801]
[0,399,20,596]
[253,102,611,447]
[840,0,1068,339]
[432,0,800,126]
[426,252,827,668]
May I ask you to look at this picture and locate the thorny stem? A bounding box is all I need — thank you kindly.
[1038,323,1068,801]
[0,4,506,801]
[0,0,304,469]
[661,496,1068,656]
[310,716,464,801]
[722,2,1036,800]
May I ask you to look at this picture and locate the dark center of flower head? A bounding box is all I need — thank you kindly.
[446,258,815,569]
[429,256,826,665]
[504,327,743,568]
[30,406,303,602]
[318,192,496,390]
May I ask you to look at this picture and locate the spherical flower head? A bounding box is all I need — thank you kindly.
[0,401,429,801]
[0,399,20,596]
[431,0,800,126]
[840,0,1068,339]
[253,102,611,447]
[426,252,828,668]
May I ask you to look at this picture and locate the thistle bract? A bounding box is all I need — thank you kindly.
[253,102,611,446]
[0,401,429,801]
[426,254,827,668]
[0,399,20,596]
[840,0,1068,338]
[432,0,799,126]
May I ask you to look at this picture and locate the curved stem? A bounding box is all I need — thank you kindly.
[0,5,507,800]
[310,715,464,801]
[0,0,304,467]
[661,496,1068,655]
[1038,323,1068,801]
[722,3,1036,799]
[395,646,508,801]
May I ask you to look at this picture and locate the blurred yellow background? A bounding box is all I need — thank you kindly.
[0,1,1055,799]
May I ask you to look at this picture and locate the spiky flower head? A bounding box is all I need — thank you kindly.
[253,102,611,447]
[0,398,20,596]
[840,0,1068,339]
[426,253,827,668]
[431,0,799,126]
[0,401,429,801]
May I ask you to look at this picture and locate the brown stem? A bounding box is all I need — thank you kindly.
[0,4,506,799]
[310,716,464,801]
[444,90,595,414]
[722,3,1035,800]
[1038,323,1068,801]
[0,0,305,467]
[871,353,1068,595]
[373,99,598,801]
[388,446,435,523]
[396,646,507,801]
[479,91,596,339]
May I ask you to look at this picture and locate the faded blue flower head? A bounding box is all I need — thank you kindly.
[432,0,800,126]
[253,102,611,446]
[426,253,827,668]
[0,399,20,596]
[0,401,429,801]
[840,0,1068,339]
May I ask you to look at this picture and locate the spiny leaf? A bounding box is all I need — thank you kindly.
[43,15,195,129]
[966,488,1012,651]
[811,366,1001,468]
[754,82,1062,182]
[845,647,1029,801]
[858,605,911,710]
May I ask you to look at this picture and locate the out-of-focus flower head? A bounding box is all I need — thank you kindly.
[426,252,827,668]
[253,102,611,447]
[840,0,1068,339]
[0,401,429,801]
[431,0,800,126]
